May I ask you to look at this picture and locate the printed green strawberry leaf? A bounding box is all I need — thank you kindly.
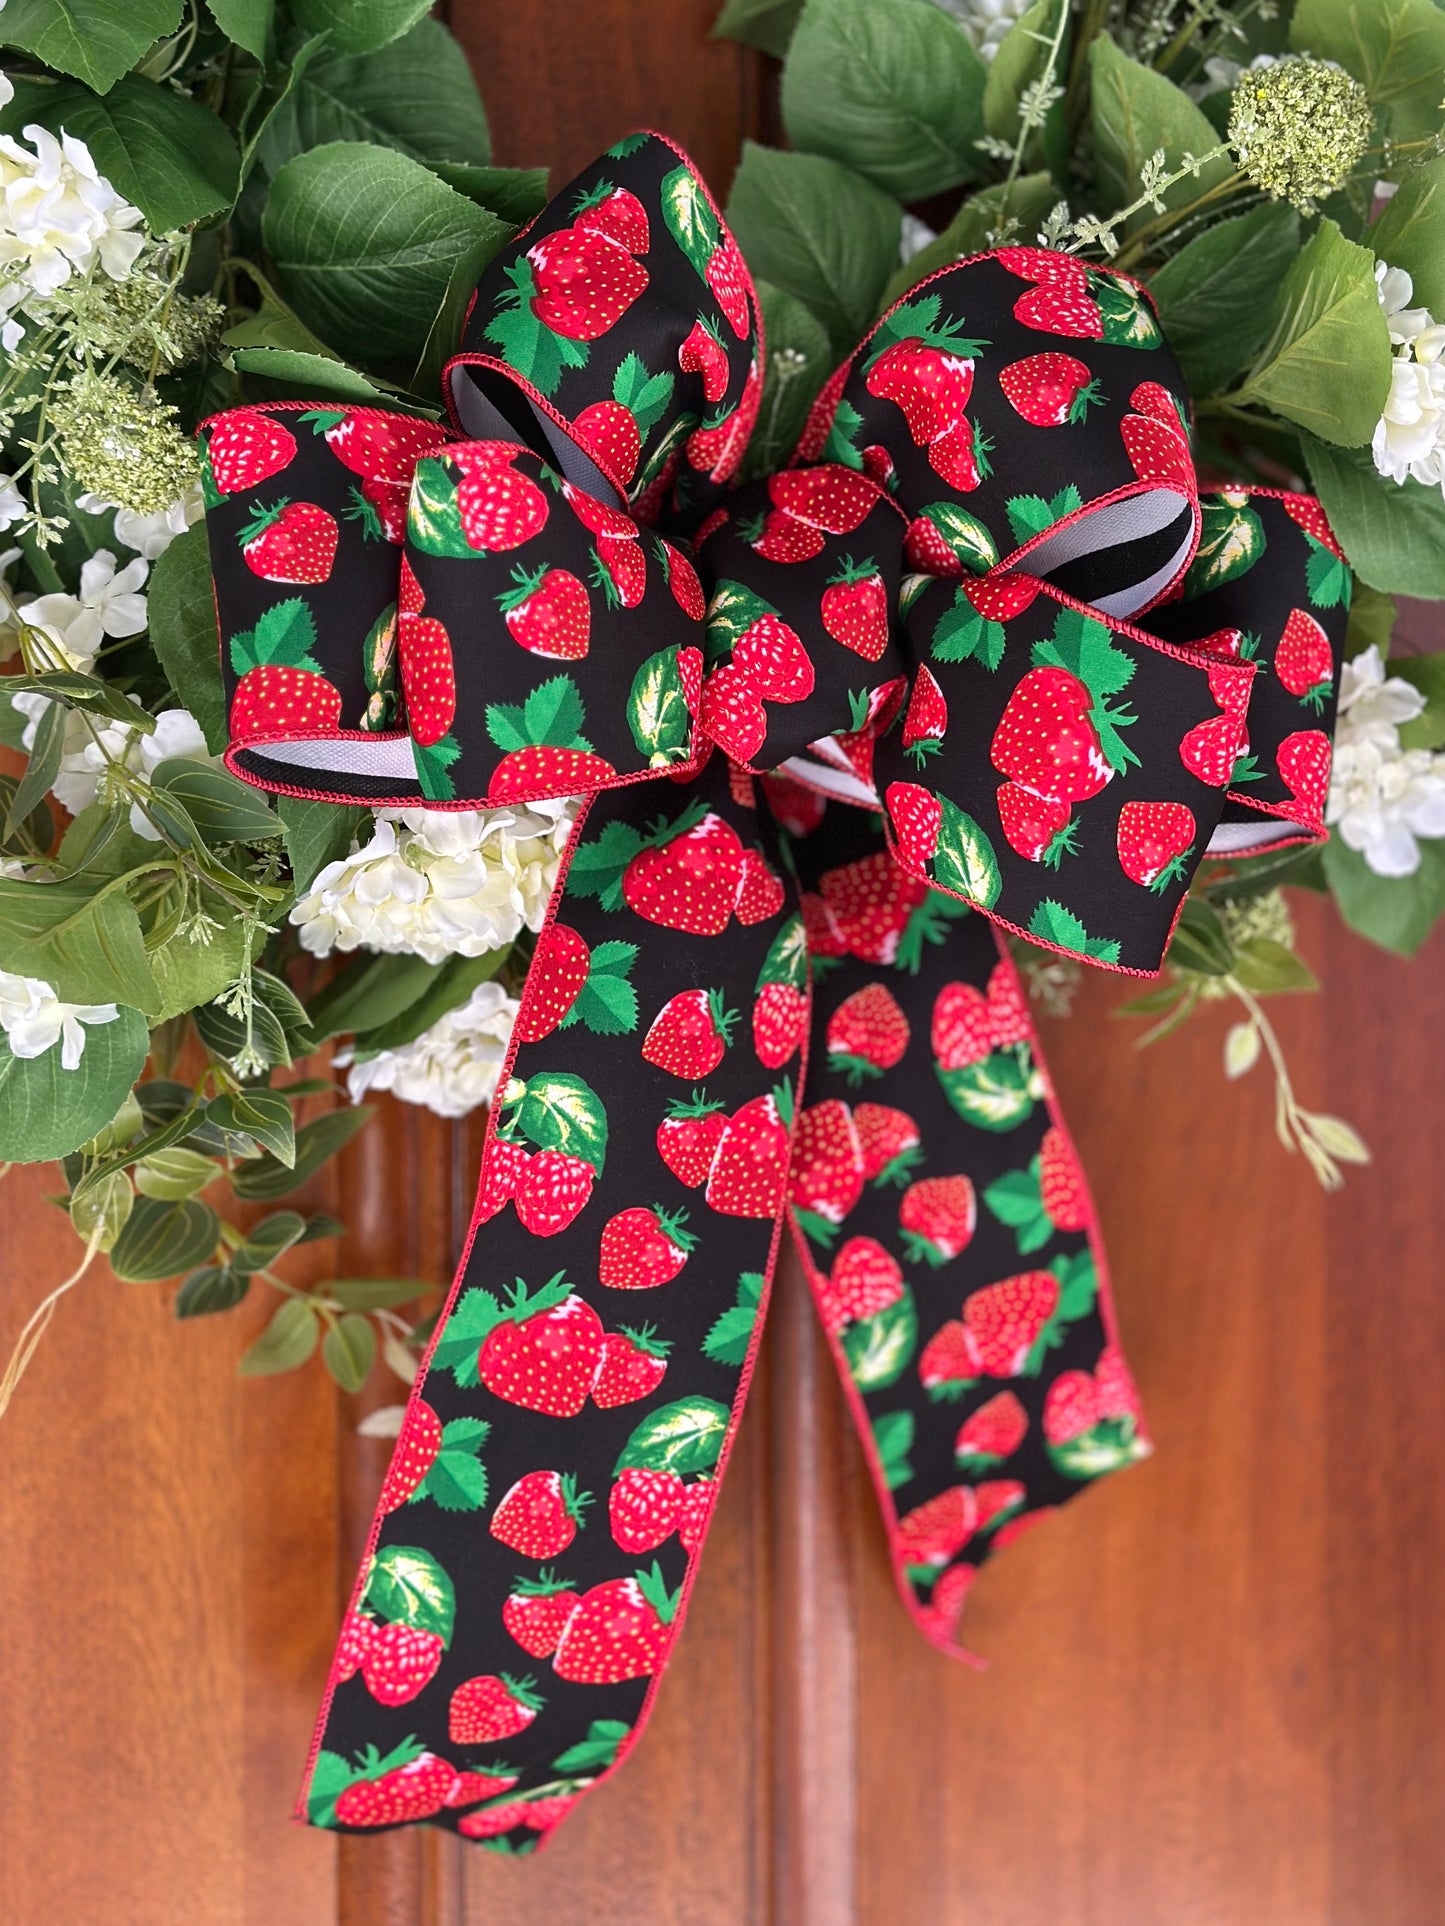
[932,596,1004,671]
[484,261,590,396]
[1027,899,1122,963]
[870,295,987,361]
[702,1269,765,1366]
[983,1161,1053,1252]
[559,938,639,1035]
[413,735,460,801]
[628,647,693,763]
[1005,485,1082,548]
[442,1416,490,1451]
[895,891,972,973]
[933,798,1001,907]
[1305,537,1351,609]
[432,1285,503,1387]
[1183,499,1265,598]
[913,501,999,572]
[614,1395,730,1476]
[364,1544,456,1644]
[1092,276,1161,347]
[1054,1247,1098,1321]
[1034,607,1139,772]
[488,675,590,753]
[660,163,721,279]
[420,1450,489,1511]
[705,578,778,656]
[230,598,321,675]
[509,1070,609,1173]
[306,1748,360,1828]
[822,397,865,469]
[552,1718,631,1776]
[566,818,647,909]
[631,410,698,504]
[407,458,472,558]
[871,1409,915,1491]
[756,917,807,990]
[614,352,676,434]
[842,1287,917,1390]
[937,1050,1037,1132]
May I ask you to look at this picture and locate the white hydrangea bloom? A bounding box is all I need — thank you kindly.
[335,979,519,1119]
[0,968,118,1070]
[77,483,205,560]
[10,691,210,830]
[16,547,148,670]
[0,124,144,341]
[0,471,23,531]
[1188,50,1277,103]
[1327,645,1445,877]
[290,801,577,965]
[899,214,938,264]
[1372,263,1445,498]
[932,0,1031,60]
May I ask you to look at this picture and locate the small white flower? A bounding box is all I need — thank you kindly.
[1327,645,1445,876]
[932,0,1031,60]
[77,483,206,560]
[335,979,519,1119]
[17,547,148,670]
[0,967,118,1070]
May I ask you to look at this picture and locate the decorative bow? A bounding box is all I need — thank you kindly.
[198,132,1348,1848]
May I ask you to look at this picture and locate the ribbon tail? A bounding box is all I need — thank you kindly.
[297,756,805,1848]
[785,799,1149,1659]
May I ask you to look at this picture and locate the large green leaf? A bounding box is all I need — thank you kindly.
[206,0,273,61]
[881,173,1056,308]
[151,760,281,844]
[614,1396,730,1476]
[278,793,366,894]
[230,1103,373,1200]
[364,1543,455,1642]
[1089,35,1235,231]
[1322,832,1445,954]
[1292,0,1445,144]
[713,0,803,57]
[512,1071,608,1174]
[1305,436,1445,599]
[110,1196,220,1282]
[238,1296,319,1373]
[1240,219,1391,447]
[263,141,504,364]
[147,527,227,754]
[227,347,402,402]
[0,0,181,94]
[1366,154,1445,316]
[290,0,432,56]
[781,0,986,201]
[146,887,258,1024]
[1147,203,1300,396]
[0,1006,149,1164]
[0,879,157,1012]
[352,949,506,1054]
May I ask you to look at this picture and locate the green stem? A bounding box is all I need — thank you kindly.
[1108,166,1245,270]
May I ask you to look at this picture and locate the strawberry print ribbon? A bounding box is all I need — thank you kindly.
[198,132,1349,1849]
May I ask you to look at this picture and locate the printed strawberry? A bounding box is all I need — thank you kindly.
[488,745,618,803]
[961,1269,1060,1376]
[593,528,648,608]
[767,464,878,535]
[993,1507,1053,1548]
[303,407,446,483]
[825,982,910,1083]
[378,1400,444,1512]
[853,1102,921,1185]
[727,612,813,702]
[699,660,767,762]
[986,957,1031,1046]
[444,1767,520,1810]
[449,1673,544,1745]
[448,443,550,549]
[790,1099,864,1231]
[525,217,649,341]
[897,1487,977,1568]
[1179,711,1247,787]
[930,980,993,1070]
[599,1205,695,1289]
[821,555,889,660]
[656,1091,728,1187]
[830,1235,904,1322]
[801,888,849,958]
[974,1478,1027,1532]
[552,1564,681,1683]
[1120,411,1193,489]
[1277,729,1331,820]
[619,807,746,935]
[643,988,737,1078]
[484,670,616,804]
[1129,378,1186,427]
[753,980,809,1067]
[1013,281,1103,338]
[928,418,992,489]
[513,924,592,1043]
[239,499,338,583]
[1039,1126,1090,1230]
[997,781,1076,865]
[398,612,456,747]
[679,316,731,402]
[499,565,591,659]
[230,664,342,739]
[1116,799,1195,888]
[570,348,675,485]
[1043,1349,1147,1477]
[332,1745,458,1827]
[954,1389,1029,1470]
[706,236,751,337]
[706,1087,793,1218]
[459,1793,582,1838]
[205,411,297,493]
[491,1469,591,1558]
[904,500,1000,578]
[362,1621,445,1706]
[655,535,706,619]
[336,1609,374,1681]
[991,607,1139,801]
[1282,495,1343,556]
[900,1174,977,1266]
[920,1561,978,1644]
[735,847,785,924]
[918,1319,974,1398]
[592,1325,671,1407]
[476,1277,605,1416]
[864,301,986,446]
[897,666,948,766]
[575,178,650,250]
[995,246,1089,289]
[884,781,943,870]
[609,1466,685,1552]
[502,1573,581,1658]
[1274,608,1334,710]
[999,353,1102,427]
[677,1477,717,1554]
[513,1150,596,1236]
[477,1137,532,1222]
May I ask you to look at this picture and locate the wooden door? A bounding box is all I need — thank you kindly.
[3,8,1444,1922]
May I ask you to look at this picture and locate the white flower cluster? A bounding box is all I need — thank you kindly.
[933,0,1032,60]
[76,482,205,560]
[0,968,117,1070]
[11,691,211,835]
[14,546,148,670]
[290,801,577,966]
[1327,645,1445,877]
[1372,263,1445,499]
[335,979,520,1119]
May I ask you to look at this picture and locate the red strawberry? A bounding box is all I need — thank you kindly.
[609,1466,685,1552]
[565,480,638,541]
[919,1319,975,1398]
[679,316,731,402]
[477,1280,604,1416]
[921,1560,978,1643]
[643,988,736,1078]
[1013,282,1104,338]
[306,408,446,483]
[1116,799,1195,888]
[656,1092,728,1187]
[820,555,889,661]
[731,613,813,702]
[790,1099,864,1225]
[928,418,991,490]
[677,1476,716,1553]
[993,1507,1053,1549]
[961,1270,1060,1375]
[1277,729,1331,820]
[503,1573,582,1657]
[451,443,549,549]
[954,1389,1029,1469]
[1039,1126,1090,1230]
[885,782,943,869]
[230,664,342,739]
[336,1609,374,1680]
[206,411,296,492]
[362,1621,445,1706]
[825,983,910,1083]
[1282,495,1344,557]
[866,339,977,445]
[514,924,591,1043]
[444,1767,520,1809]
[575,182,650,252]
[552,1564,681,1682]
[996,247,1088,289]
[594,528,648,607]
[705,237,751,337]
[992,666,1113,802]
[572,398,641,483]
[487,745,618,803]
[998,353,1101,427]
[398,553,425,614]
[732,848,783,925]
[378,1399,443,1512]
[623,810,746,935]
[897,1487,977,1567]
[1207,656,1253,717]
[239,499,338,583]
[801,888,849,958]
[900,667,947,765]
[900,1174,977,1266]
[490,1469,591,1558]
[334,1748,458,1827]
[986,957,1031,1046]
[931,981,993,1070]
[476,1136,532,1222]
[449,1673,544,1745]
[499,565,591,659]
[753,980,808,1069]
[706,1090,792,1217]
[1043,1350,1146,1475]
[700,661,767,762]
[397,612,456,746]
[768,464,878,534]
[745,502,824,565]
[1130,379,1185,427]
[592,1325,671,1407]
[599,1205,695,1289]
[459,1793,581,1837]
[528,223,648,340]
[1179,711,1246,787]
[1274,608,1333,709]
[657,538,706,620]
[513,1150,596,1236]
[853,1102,921,1185]
[1120,412,1193,488]
[974,1478,1027,1531]
[966,573,1043,621]
[830,1235,904,1321]
[997,780,1075,864]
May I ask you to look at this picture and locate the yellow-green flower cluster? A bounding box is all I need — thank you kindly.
[47,368,198,515]
[1227,55,1371,213]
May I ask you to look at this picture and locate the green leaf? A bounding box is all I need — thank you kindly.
[431,164,547,226]
[364,1543,455,1642]
[841,1287,917,1390]
[151,760,280,843]
[1184,496,1266,597]
[627,645,696,765]
[1291,0,1445,144]
[614,1396,730,1476]
[551,1717,631,1776]
[881,173,1056,309]
[0,1006,148,1165]
[227,347,400,402]
[871,1408,915,1489]
[1240,219,1392,447]
[5,695,64,837]
[421,1450,488,1511]
[1230,936,1319,994]
[13,76,240,229]
[147,527,227,755]
[110,1196,220,1282]
[175,1263,249,1317]
[327,1278,425,1310]
[1088,35,1234,232]
[1148,203,1300,397]
[68,1168,133,1251]
[933,799,1002,908]
[133,1145,220,1201]
[0,0,181,95]
[322,1311,376,1391]
[239,1296,319,1374]
[411,217,516,396]
[263,141,505,364]
[781,0,987,201]
[351,949,506,1054]
[726,141,901,357]
[1167,896,1234,975]
[290,0,432,56]
[1322,832,1445,954]
[208,1090,295,1167]
[512,1072,608,1174]
[305,950,440,1042]
[230,1103,373,1199]
[937,1049,1038,1130]
[1367,155,1445,316]
[229,1209,308,1274]
[0,878,157,1012]
[278,794,366,894]
[431,1286,500,1383]
[1305,436,1445,599]
[713,0,802,57]
[206,0,273,61]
